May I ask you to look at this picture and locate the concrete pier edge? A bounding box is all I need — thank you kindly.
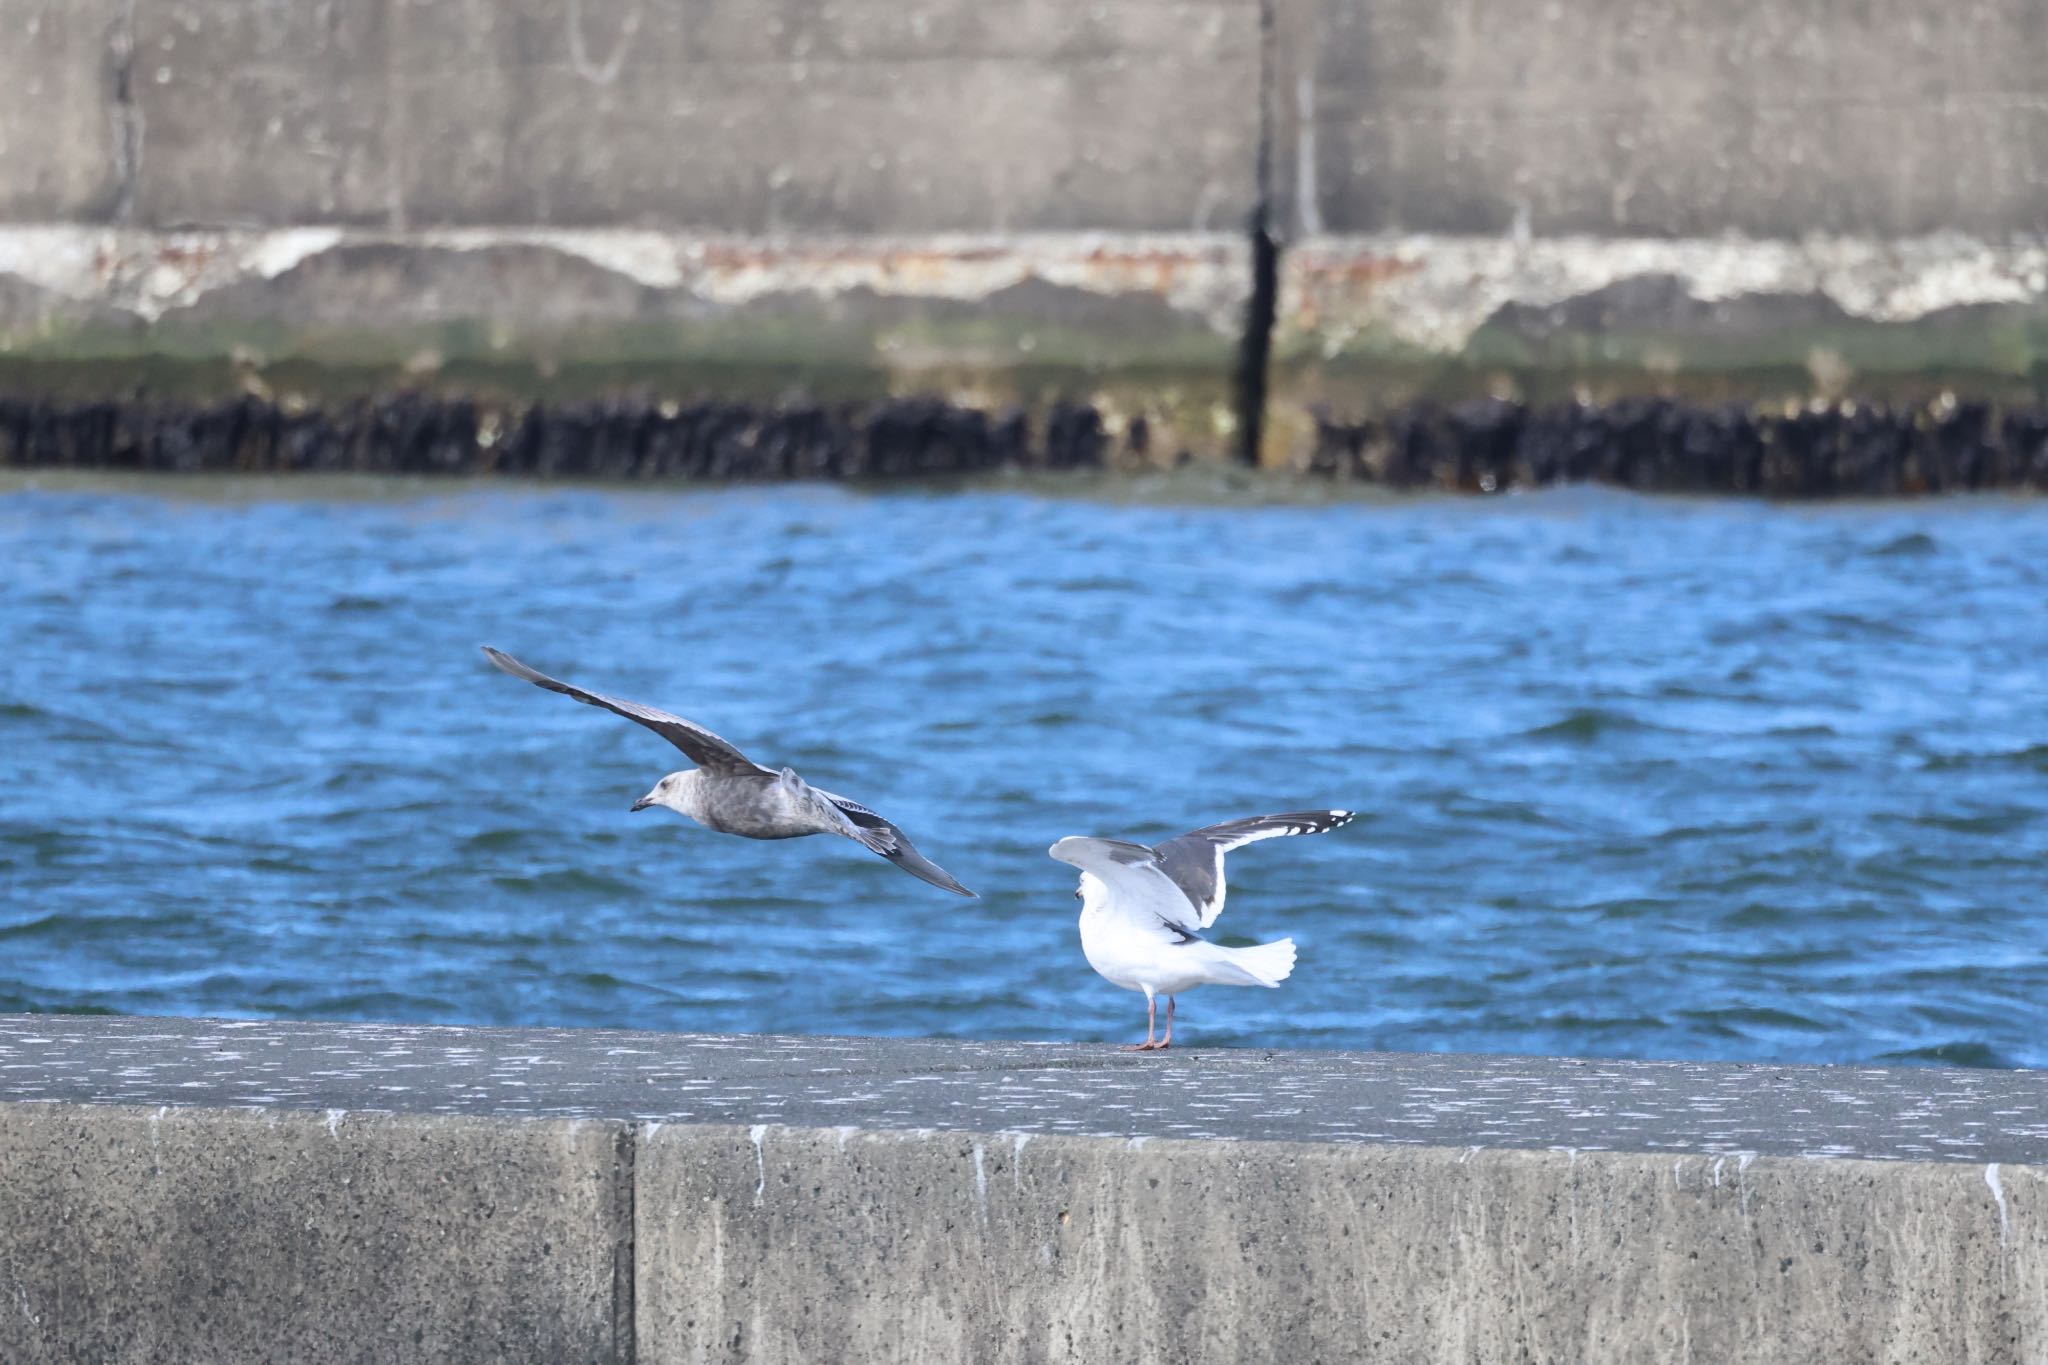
[2,1013,2046,1362]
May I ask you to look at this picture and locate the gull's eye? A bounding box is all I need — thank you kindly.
[1074,888,1083,902]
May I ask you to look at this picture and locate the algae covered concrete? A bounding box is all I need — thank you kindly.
[1258,0,2048,461]
[1261,235,2048,465]
[0,227,1251,457]
[3,1015,2048,1362]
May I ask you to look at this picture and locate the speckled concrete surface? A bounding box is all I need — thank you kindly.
[2,1013,2044,1163]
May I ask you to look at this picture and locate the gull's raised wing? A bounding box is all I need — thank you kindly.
[482,646,773,777]
[1152,810,1355,927]
[1048,836,1206,942]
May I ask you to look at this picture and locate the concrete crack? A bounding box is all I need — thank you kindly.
[1230,0,1284,466]
[109,0,143,224]
[614,1125,637,1364]
[1233,210,1280,467]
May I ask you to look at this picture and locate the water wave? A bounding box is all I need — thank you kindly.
[1517,708,1658,741]
[1870,531,1939,558]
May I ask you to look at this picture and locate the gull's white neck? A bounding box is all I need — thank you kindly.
[655,769,711,823]
[1076,871,1114,922]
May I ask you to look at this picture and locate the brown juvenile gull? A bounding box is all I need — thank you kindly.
[1049,810,1355,1049]
[483,646,975,897]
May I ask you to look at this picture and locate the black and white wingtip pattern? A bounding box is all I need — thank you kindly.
[1151,808,1359,929]
[1207,809,1357,852]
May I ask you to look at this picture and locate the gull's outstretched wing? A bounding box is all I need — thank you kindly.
[820,789,977,898]
[482,646,773,778]
[1152,810,1355,927]
[1048,836,1205,943]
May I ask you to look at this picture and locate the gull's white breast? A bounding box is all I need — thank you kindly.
[1076,873,1208,995]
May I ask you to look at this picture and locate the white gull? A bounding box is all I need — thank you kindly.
[1049,810,1354,1049]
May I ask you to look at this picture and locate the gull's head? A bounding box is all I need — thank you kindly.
[1048,841,1110,913]
[631,772,687,814]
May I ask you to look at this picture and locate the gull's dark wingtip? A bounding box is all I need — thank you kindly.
[917,862,979,898]
[885,846,977,898]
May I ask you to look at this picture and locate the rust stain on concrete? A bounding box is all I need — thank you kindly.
[1282,250,1426,331]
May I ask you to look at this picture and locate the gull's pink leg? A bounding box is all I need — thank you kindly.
[1159,996,1175,1050]
[1127,994,1159,1050]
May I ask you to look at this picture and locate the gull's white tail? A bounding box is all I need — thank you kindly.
[1213,937,1297,988]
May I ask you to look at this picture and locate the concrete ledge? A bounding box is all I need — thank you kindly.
[3,1015,2047,1363]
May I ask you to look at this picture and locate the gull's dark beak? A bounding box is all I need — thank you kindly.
[630,795,656,813]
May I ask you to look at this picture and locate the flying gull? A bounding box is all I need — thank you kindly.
[1049,810,1354,1049]
[483,647,975,897]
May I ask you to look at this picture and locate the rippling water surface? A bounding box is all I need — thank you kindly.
[3,472,2046,1067]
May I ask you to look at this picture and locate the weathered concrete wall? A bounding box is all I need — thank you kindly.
[1262,0,2048,460]
[0,227,1249,458]
[645,1126,2047,1364]
[7,1102,2042,1363]
[0,0,1262,453]
[0,2,126,222]
[117,0,1258,234]
[23,0,2042,241]
[0,1103,630,1365]
[6,0,2048,467]
[1263,234,2048,464]
[5,1016,2048,1362]
[1267,0,2048,241]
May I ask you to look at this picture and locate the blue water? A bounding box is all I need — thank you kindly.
[3,472,2046,1067]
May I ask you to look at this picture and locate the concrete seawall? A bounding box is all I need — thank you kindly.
[1260,0,2048,459]
[0,0,1260,457]
[3,1014,2047,1363]
[3,0,2046,470]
